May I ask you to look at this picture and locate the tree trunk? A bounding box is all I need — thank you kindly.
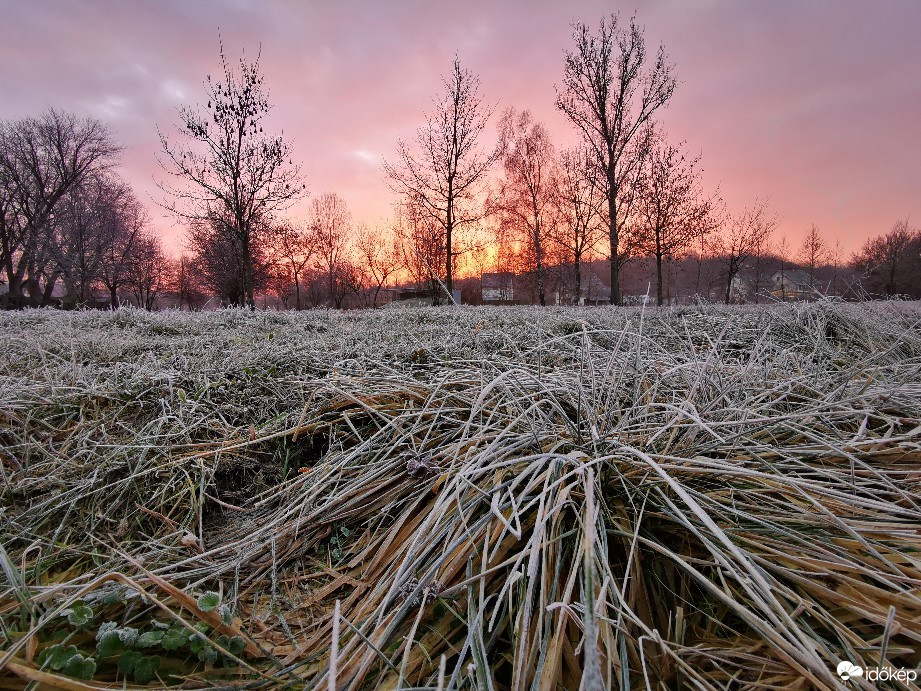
[243,235,255,309]
[655,230,664,307]
[607,174,621,306]
[534,222,545,307]
[109,283,118,309]
[445,197,454,298]
[40,272,59,307]
[574,251,582,306]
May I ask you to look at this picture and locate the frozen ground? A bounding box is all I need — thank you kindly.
[1,302,920,688]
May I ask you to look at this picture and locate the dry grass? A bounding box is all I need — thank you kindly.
[1,301,920,689]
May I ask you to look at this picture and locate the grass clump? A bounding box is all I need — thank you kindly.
[1,301,920,688]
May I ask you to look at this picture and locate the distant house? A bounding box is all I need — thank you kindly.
[551,272,612,305]
[772,270,814,301]
[481,272,515,303]
[577,273,611,306]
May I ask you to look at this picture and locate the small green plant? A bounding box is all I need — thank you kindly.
[61,602,93,627]
[82,592,245,684]
[38,644,96,680]
[315,524,353,562]
[196,591,220,612]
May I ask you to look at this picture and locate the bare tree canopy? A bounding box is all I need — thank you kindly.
[851,219,921,298]
[355,222,403,308]
[798,224,827,294]
[128,231,171,310]
[491,108,557,306]
[384,56,499,298]
[636,136,720,306]
[556,13,676,305]
[711,199,777,304]
[308,192,351,307]
[270,221,315,310]
[0,109,120,306]
[551,147,604,304]
[158,43,305,307]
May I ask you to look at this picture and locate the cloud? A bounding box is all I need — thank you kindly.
[1,0,918,253]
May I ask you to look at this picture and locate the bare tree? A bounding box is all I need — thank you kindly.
[46,174,110,306]
[271,221,315,309]
[851,219,920,297]
[158,43,306,308]
[355,222,403,308]
[384,57,499,299]
[552,147,604,304]
[307,192,351,307]
[748,227,772,304]
[711,200,777,304]
[490,108,557,306]
[185,211,273,306]
[394,200,450,303]
[635,137,719,306]
[128,232,170,309]
[798,224,827,295]
[0,109,120,306]
[556,14,676,304]
[172,254,207,310]
[829,238,845,296]
[96,179,146,308]
[774,235,791,301]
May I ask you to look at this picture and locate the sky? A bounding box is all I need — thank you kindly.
[1,0,919,257]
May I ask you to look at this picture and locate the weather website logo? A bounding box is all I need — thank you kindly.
[837,660,917,683]
[837,661,863,680]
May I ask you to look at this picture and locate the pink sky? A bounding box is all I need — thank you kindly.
[2,0,919,256]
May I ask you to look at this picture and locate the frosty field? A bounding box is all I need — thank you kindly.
[1,302,920,689]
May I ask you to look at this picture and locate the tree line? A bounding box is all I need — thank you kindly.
[2,16,918,310]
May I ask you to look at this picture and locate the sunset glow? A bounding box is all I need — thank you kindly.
[2,0,919,255]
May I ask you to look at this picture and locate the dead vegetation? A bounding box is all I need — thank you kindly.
[1,301,920,689]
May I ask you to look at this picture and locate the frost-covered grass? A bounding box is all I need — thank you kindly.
[1,302,920,688]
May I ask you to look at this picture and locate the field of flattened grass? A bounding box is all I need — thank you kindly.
[1,301,920,689]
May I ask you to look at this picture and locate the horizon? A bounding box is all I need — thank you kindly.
[2,0,919,257]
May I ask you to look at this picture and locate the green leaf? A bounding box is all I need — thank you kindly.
[197,645,218,664]
[64,654,96,680]
[160,628,187,651]
[101,589,125,605]
[39,644,79,671]
[70,604,93,626]
[96,631,124,658]
[197,591,220,612]
[228,635,246,655]
[137,630,164,648]
[188,633,207,653]
[133,655,160,684]
[219,604,234,626]
[117,626,139,647]
[118,649,143,675]
[95,620,119,640]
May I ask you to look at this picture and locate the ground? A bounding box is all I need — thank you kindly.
[1,302,920,689]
